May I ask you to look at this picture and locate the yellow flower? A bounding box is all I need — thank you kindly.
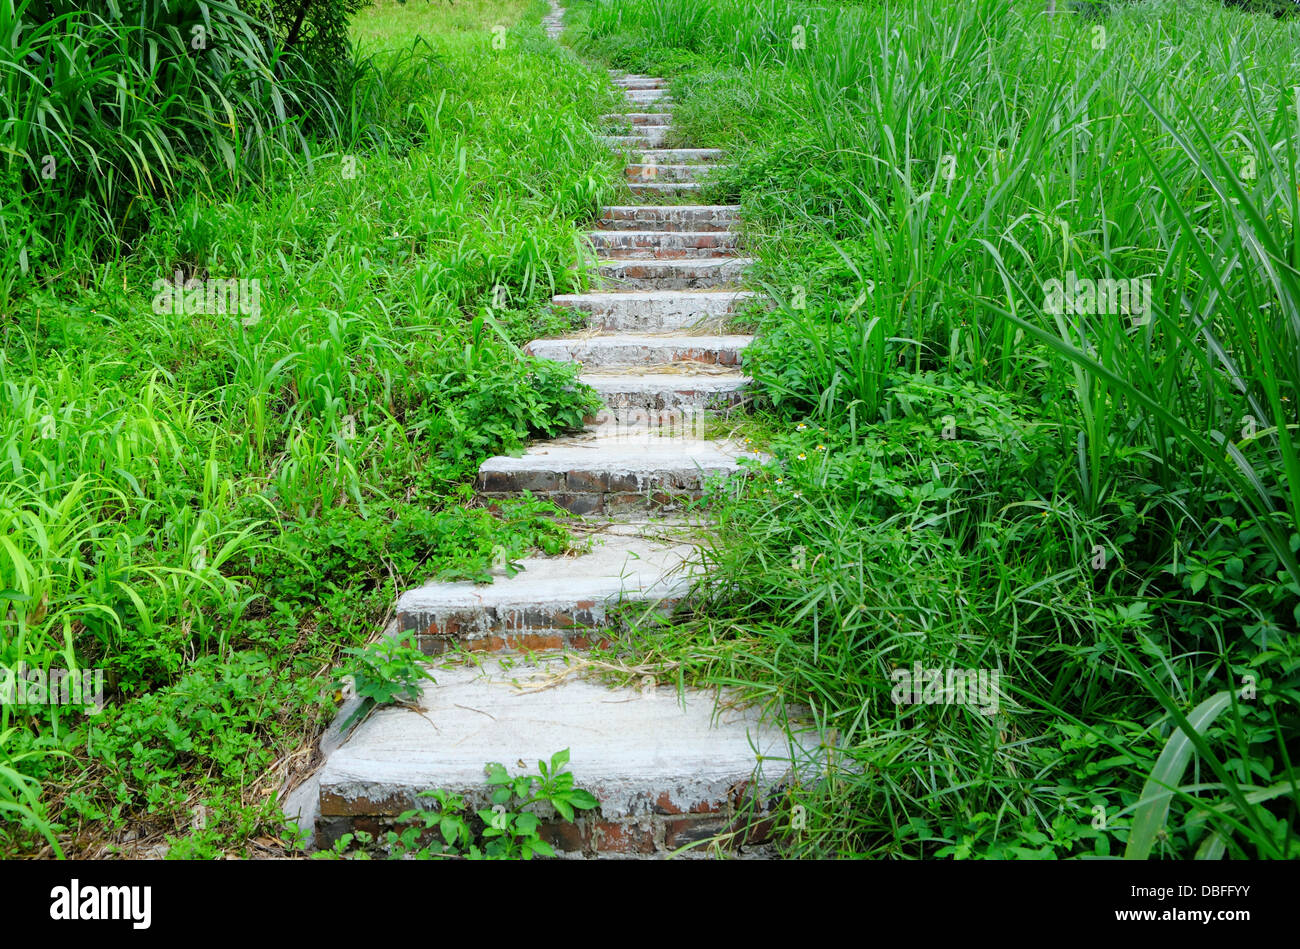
[792,491,803,498]
[775,478,784,485]
[797,452,807,460]
[815,444,826,451]
[797,423,808,431]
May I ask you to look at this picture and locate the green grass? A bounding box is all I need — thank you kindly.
[0,0,623,857]
[573,0,1300,858]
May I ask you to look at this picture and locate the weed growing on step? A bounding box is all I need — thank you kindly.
[319,749,598,859]
[333,635,436,733]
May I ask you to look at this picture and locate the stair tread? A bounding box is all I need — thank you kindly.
[319,659,812,821]
[479,433,759,473]
[396,529,702,615]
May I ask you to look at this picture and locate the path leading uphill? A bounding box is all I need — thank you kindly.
[298,4,816,858]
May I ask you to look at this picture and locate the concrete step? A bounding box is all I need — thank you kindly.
[582,371,752,430]
[629,148,723,163]
[601,112,673,126]
[316,658,815,855]
[597,205,741,232]
[625,89,670,104]
[596,257,753,290]
[394,526,702,654]
[477,433,759,514]
[552,289,758,332]
[612,77,666,89]
[602,128,670,148]
[526,333,751,369]
[626,163,731,183]
[628,182,702,197]
[586,230,740,259]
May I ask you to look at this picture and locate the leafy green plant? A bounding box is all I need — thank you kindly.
[320,749,599,860]
[334,635,436,733]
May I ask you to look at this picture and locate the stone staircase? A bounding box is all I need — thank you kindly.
[302,5,816,858]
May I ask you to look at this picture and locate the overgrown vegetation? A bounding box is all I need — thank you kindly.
[574,0,1300,858]
[7,0,1298,862]
[318,748,599,859]
[0,0,620,857]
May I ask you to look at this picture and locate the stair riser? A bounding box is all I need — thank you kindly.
[527,340,747,368]
[628,182,701,195]
[587,232,740,258]
[624,89,670,103]
[603,128,670,147]
[583,398,750,438]
[597,206,741,232]
[552,292,754,332]
[601,112,673,126]
[481,487,712,516]
[629,149,724,162]
[399,604,624,655]
[612,78,666,89]
[597,260,750,290]
[626,164,727,183]
[318,791,775,856]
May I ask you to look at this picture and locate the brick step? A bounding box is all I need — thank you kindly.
[602,128,670,148]
[596,257,753,290]
[611,77,665,89]
[626,163,731,183]
[597,205,741,232]
[586,230,739,259]
[526,333,752,369]
[394,527,702,654]
[316,658,814,855]
[477,433,758,515]
[552,289,757,332]
[601,112,673,126]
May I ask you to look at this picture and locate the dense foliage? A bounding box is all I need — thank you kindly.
[575,0,1300,857]
[0,0,620,856]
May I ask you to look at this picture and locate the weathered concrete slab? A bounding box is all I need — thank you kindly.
[596,257,753,290]
[526,333,752,368]
[602,128,670,148]
[601,112,674,126]
[581,371,751,431]
[612,77,666,90]
[630,148,724,162]
[596,205,740,231]
[624,89,670,103]
[477,433,762,514]
[316,659,819,854]
[628,181,702,196]
[396,527,704,653]
[626,163,733,183]
[552,289,757,332]
[586,229,739,259]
